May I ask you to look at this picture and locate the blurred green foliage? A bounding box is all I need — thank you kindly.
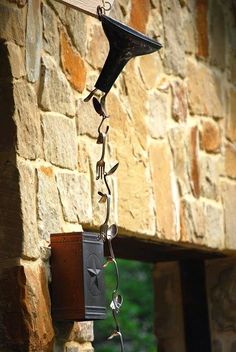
[94,259,156,352]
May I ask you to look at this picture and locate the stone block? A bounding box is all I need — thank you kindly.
[171,80,188,122]
[13,80,43,160]
[65,7,87,56]
[76,100,100,139]
[139,54,163,90]
[26,0,42,82]
[196,0,208,58]
[60,30,86,93]
[148,91,169,139]
[200,153,222,200]
[6,42,25,79]
[69,322,94,343]
[0,265,54,351]
[203,200,224,249]
[18,159,40,259]
[40,55,76,117]
[37,167,62,242]
[0,3,26,45]
[188,126,200,198]
[209,0,225,69]
[221,180,236,249]
[200,118,221,153]
[226,88,236,143]
[161,0,186,76]
[225,142,236,179]
[150,140,180,240]
[42,112,77,170]
[57,173,92,224]
[187,59,224,118]
[182,4,195,54]
[87,24,109,70]
[129,0,150,33]
[42,3,60,61]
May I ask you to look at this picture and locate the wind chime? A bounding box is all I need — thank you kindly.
[84,3,162,351]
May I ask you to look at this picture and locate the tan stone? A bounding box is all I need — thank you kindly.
[0,3,26,45]
[65,7,87,56]
[182,4,195,54]
[69,322,94,343]
[200,153,221,200]
[87,24,109,70]
[187,59,224,118]
[13,81,43,160]
[129,0,150,33]
[196,0,208,58]
[168,126,191,196]
[37,167,62,242]
[171,80,188,122]
[188,126,200,198]
[57,173,92,224]
[40,55,76,117]
[42,3,60,61]
[77,100,100,139]
[65,341,94,352]
[221,180,236,249]
[18,159,40,259]
[6,42,25,79]
[203,201,224,249]
[139,54,163,90]
[150,140,180,240]
[200,118,221,153]
[42,112,77,170]
[148,91,169,139]
[0,265,54,351]
[225,142,236,179]
[60,30,86,93]
[226,87,236,143]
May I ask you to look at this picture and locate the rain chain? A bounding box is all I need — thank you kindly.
[92,96,125,352]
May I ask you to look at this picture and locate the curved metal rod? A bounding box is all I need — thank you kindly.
[104,173,111,195]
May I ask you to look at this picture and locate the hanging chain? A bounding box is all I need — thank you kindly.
[93,96,125,352]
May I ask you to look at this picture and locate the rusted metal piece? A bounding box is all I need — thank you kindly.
[50,232,106,321]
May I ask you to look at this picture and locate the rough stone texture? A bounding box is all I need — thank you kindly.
[26,0,42,82]
[153,262,186,352]
[221,180,236,249]
[225,143,236,179]
[187,59,224,118]
[6,42,25,79]
[65,8,87,56]
[226,88,236,143]
[188,126,200,198]
[209,0,225,69]
[42,112,77,170]
[42,3,60,61]
[150,140,180,240]
[200,153,222,200]
[129,0,150,33]
[148,91,169,139]
[0,265,54,351]
[18,159,40,259]
[139,54,163,90]
[200,118,221,153]
[65,341,94,352]
[0,2,26,45]
[196,0,208,58]
[69,322,94,343]
[40,55,76,117]
[87,24,109,70]
[37,166,62,242]
[57,173,92,224]
[171,80,188,122]
[60,30,86,93]
[161,0,186,76]
[76,100,100,139]
[13,81,43,160]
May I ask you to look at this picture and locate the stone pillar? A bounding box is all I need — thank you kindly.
[153,262,186,352]
[206,258,236,352]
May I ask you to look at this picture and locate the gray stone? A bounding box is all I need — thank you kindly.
[26,0,42,82]
[160,0,186,76]
[47,0,66,21]
[65,8,87,56]
[221,180,236,249]
[203,200,224,249]
[57,173,92,224]
[13,81,43,160]
[42,112,77,170]
[6,42,25,79]
[0,3,26,45]
[200,154,221,201]
[18,159,40,259]
[37,167,62,242]
[42,3,59,61]
[209,0,225,69]
[148,91,169,139]
[40,55,76,117]
[76,100,100,139]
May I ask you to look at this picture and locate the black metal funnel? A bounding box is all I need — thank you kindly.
[95,14,162,94]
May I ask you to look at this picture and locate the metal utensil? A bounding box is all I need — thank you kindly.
[96,134,107,180]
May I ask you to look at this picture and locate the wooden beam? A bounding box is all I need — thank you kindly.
[55,0,115,17]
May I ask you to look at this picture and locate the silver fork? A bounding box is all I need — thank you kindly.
[96,132,107,180]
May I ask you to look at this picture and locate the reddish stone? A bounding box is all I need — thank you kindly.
[60,30,86,93]
[171,80,188,122]
[0,265,54,351]
[196,0,209,58]
[200,119,221,153]
[129,0,151,33]
[39,166,53,177]
[189,126,200,198]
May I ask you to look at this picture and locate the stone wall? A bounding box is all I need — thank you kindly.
[0,0,236,350]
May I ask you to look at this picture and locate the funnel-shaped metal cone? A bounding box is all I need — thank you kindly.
[95,14,162,94]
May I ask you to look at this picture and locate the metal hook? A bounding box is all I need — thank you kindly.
[97,1,112,18]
